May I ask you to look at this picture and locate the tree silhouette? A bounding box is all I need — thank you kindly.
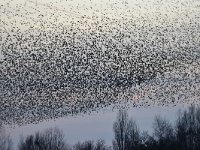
[74,141,94,150]
[73,140,110,150]
[113,109,129,150]
[5,105,200,150]
[125,119,141,150]
[18,128,69,150]
[152,115,175,149]
[113,109,141,150]
[176,105,200,150]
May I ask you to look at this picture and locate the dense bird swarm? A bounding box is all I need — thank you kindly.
[0,0,200,126]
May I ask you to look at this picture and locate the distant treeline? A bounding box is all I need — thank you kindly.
[1,105,200,150]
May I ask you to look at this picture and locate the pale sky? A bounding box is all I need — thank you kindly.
[1,0,200,148]
[7,104,187,148]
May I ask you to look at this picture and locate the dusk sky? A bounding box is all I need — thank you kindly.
[1,0,200,149]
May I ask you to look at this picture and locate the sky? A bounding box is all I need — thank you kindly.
[6,104,188,148]
[1,0,200,148]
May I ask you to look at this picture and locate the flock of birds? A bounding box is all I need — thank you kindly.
[0,0,200,126]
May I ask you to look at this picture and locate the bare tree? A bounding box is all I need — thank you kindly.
[73,139,110,150]
[95,139,110,150]
[73,140,95,150]
[125,119,141,150]
[113,109,141,150]
[176,105,200,150]
[140,131,155,149]
[153,115,175,149]
[18,128,70,150]
[113,109,129,150]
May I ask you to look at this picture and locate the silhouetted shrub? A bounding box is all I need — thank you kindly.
[74,141,95,150]
[74,140,110,150]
